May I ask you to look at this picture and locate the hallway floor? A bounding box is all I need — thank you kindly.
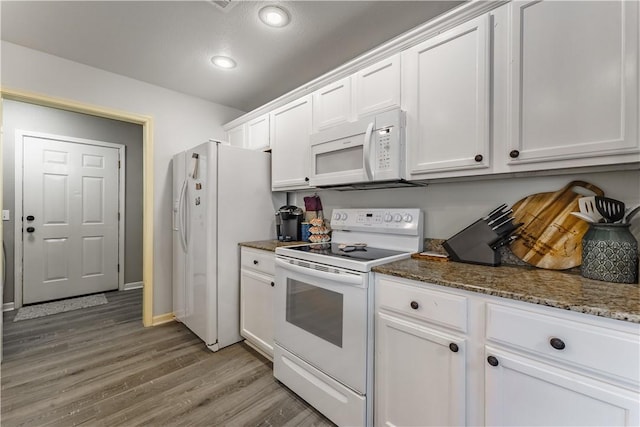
[1,289,334,426]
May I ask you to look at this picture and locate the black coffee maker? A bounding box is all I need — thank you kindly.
[276,205,304,241]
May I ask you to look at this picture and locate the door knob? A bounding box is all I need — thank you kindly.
[26,215,35,221]
[26,227,35,233]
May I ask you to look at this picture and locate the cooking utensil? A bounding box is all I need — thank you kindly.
[570,211,598,223]
[494,222,524,238]
[487,209,513,226]
[490,235,518,250]
[595,196,625,223]
[491,216,514,231]
[510,180,604,270]
[578,197,603,222]
[625,205,640,224]
[483,204,508,221]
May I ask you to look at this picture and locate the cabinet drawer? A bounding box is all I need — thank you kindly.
[377,277,467,333]
[241,247,275,276]
[486,303,640,385]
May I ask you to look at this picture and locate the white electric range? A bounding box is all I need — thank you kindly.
[273,208,423,427]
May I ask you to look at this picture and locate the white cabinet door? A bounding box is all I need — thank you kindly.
[354,54,401,118]
[375,312,466,427]
[227,124,245,148]
[246,114,270,150]
[270,95,313,190]
[503,0,640,169]
[485,347,640,427]
[240,268,274,358]
[312,76,353,132]
[403,14,491,178]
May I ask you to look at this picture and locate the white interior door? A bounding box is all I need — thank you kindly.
[22,135,119,304]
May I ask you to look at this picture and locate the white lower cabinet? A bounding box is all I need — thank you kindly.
[240,247,275,359]
[484,347,640,427]
[374,274,640,427]
[375,276,468,426]
[375,312,466,427]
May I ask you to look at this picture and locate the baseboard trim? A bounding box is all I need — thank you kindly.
[124,281,143,291]
[151,313,175,326]
[3,302,15,312]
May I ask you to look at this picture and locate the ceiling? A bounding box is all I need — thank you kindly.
[1,1,464,112]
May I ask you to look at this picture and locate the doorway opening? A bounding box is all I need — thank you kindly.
[1,89,154,327]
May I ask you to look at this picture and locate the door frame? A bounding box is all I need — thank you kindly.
[0,89,154,327]
[14,130,127,307]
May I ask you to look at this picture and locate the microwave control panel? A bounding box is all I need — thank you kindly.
[376,128,393,170]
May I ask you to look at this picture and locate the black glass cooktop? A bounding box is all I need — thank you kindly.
[286,242,408,262]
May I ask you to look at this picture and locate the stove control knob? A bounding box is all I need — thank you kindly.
[384,213,393,222]
[403,214,413,223]
[341,213,348,221]
[393,214,402,222]
[333,212,341,221]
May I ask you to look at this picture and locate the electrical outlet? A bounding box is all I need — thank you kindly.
[2,210,10,221]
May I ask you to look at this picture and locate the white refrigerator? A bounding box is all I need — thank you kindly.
[172,140,280,351]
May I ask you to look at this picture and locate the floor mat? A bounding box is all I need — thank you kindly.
[13,293,108,321]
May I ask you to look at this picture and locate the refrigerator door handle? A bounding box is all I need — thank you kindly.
[178,179,188,252]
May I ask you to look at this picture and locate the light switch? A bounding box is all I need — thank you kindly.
[2,210,10,221]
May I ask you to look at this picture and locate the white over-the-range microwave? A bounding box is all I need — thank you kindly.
[309,108,424,190]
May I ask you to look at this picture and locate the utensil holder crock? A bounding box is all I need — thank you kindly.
[581,223,638,284]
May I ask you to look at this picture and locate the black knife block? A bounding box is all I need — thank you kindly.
[442,219,501,266]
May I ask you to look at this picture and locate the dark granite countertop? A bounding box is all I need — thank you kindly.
[373,258,640,323]
[239,239,307,252]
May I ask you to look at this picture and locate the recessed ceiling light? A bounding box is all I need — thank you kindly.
[259,5,290,28]
[211,56,237,69]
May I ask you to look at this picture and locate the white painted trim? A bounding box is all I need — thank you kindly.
[223,0,507,130]
[13,129,126,307]
[118,147,126,291]
[152,312,175,326]
[3,302,15,312]
[123,281,143,291]
[14,131,23,309]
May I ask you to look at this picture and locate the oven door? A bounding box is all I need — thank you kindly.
[274,256,370,394]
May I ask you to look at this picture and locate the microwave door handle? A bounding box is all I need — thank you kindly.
[363,122,375,180]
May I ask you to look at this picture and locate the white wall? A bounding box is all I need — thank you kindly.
[1,41,244,316]
[293,170,640,241]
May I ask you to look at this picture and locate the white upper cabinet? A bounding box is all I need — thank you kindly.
[498,0,640,171]
[270,95,313,190]
[227,124,245,148]
[246,114,270,151]
[313,55,401,132]
[226,114,270,150]
[312,76,353,132]
[354,54,401,118]
[403,14,491,179]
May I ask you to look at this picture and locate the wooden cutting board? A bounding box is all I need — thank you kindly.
[510,180,604,270]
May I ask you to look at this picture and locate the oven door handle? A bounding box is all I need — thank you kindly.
[275,258,365,286]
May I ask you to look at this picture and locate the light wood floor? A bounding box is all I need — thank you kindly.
[1,289,335,427]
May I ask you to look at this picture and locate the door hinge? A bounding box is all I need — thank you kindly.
[117,264,120,273]
[118,212,121,221]
[118,160,121,169]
